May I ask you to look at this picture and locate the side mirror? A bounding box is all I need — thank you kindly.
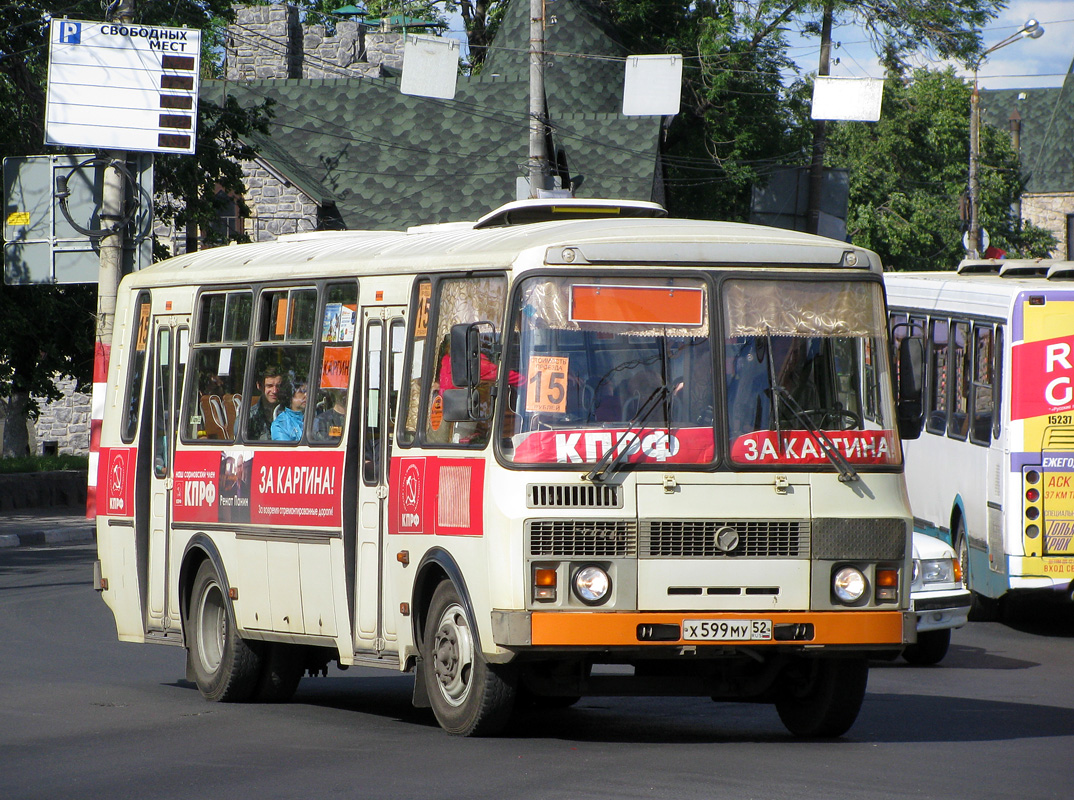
[441,388,472,422]
[896,336,924,439]
[449,321,496,388]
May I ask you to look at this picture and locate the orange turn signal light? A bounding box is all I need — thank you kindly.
[875,568,898,587]
[535,568,557,587]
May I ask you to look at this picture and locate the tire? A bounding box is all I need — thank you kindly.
[956,519,999,622]
[186,560,262,703]
[902,629,951,666]
[422,581,516,736]
[253,643,304,703]
[774,657,868,738]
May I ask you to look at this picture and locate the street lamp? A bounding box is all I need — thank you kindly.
[968,18,1044,258]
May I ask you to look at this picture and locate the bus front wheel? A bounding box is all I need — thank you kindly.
[902,628,951,665]
[422,581,516,736]
[774,657,868,738]
[186,560,262,702]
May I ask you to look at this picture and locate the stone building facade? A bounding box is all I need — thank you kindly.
[1021,193,1074,260]
[225,3,405,82]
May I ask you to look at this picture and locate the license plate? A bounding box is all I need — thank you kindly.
[682,619,772,641]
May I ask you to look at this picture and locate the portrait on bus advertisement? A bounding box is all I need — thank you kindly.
[173,448,343,527]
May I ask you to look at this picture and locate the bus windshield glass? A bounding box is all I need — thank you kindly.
[500,274,900,470]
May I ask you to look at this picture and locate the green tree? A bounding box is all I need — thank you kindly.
[825,66,1055,271]
[0,1,272,456]
[591,0,1007,221]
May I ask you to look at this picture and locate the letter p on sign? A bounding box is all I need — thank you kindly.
[59,21,81,44]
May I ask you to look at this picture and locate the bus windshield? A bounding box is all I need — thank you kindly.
[500,274,900,470]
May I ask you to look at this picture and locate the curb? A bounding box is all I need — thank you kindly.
[0,527,96,549]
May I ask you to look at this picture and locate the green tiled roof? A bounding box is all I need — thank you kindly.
[210,0,662,230]
[980,58,1074,194]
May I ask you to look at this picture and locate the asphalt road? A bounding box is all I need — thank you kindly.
[2,542,1073,800]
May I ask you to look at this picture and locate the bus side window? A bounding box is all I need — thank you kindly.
[422,275,507,448]
[970,323,995,445]
[993,325,1004,440]
[399,279,431,447]
[246,288,316,444]
[926,318,949,435]
[310,283,358,445]
[183,292,251,442]
[949,321,971,440]
[121,293,152,443]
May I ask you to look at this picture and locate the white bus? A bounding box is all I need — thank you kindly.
[886,260,1074,616]
[93,199,919,738]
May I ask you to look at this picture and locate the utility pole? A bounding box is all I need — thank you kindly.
[527,0,547,197]
[806,1,833,236]
[97,0,136,349]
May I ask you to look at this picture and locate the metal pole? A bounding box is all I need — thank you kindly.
[968,75,981,258]
[806,1,833,236]
[528,0,547,197]
[97,0,136,348]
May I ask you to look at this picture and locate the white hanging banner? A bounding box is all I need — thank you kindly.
[622,54,683,116]
[400,35,460,100]
[811,76,885,122]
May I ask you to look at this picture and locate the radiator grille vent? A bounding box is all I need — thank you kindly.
[527,483,622,509]
[812,518,906,560]
[641,519,809,558]
[527,519,637,557]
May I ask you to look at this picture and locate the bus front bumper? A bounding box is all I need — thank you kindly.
[491,609,914,649]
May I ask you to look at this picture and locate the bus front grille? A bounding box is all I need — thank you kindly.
[811,518,906,560]
[640,519,809,558]
[527,519,637,556]
[527,483,622,509]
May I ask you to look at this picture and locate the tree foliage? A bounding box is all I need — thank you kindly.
[825,66,1055,271]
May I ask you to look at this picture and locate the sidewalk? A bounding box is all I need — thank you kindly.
[0,508,96,548]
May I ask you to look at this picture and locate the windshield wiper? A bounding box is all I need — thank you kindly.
[769,385,860,483]
[584,385,669,484]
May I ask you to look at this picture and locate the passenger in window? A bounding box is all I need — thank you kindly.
[314,389,347,440]
[248,366,283,440]
[271,380,307,441]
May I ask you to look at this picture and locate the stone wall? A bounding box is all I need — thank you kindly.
[227,4,403,82]
[226,3,302,80]
[33,376,91,456]
[1021,193,1074,259]
[242,163,322,241]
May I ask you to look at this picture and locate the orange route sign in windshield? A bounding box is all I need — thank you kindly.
[527,356,569,413]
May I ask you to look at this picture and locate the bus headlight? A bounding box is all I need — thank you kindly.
[572,565,611,606]
[832,566,867,603]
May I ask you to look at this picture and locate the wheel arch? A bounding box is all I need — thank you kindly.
[411,547,480,654]
[179,534,233,639]
[949,494,967,548]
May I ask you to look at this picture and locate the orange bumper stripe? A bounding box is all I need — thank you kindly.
[530,610,906,646]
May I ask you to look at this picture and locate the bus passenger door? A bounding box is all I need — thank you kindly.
[354,309,406,654]
[146,321,186,636]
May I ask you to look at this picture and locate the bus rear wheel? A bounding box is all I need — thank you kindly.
[187,560,262,702]
[422,581,516,736]
[956,520,1000,622]
[774,657,868,738]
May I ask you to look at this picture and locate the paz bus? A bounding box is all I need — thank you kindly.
[93,199,919,737]
[885,259,1074,617]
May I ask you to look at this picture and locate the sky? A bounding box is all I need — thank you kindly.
[785,0,1074,90]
